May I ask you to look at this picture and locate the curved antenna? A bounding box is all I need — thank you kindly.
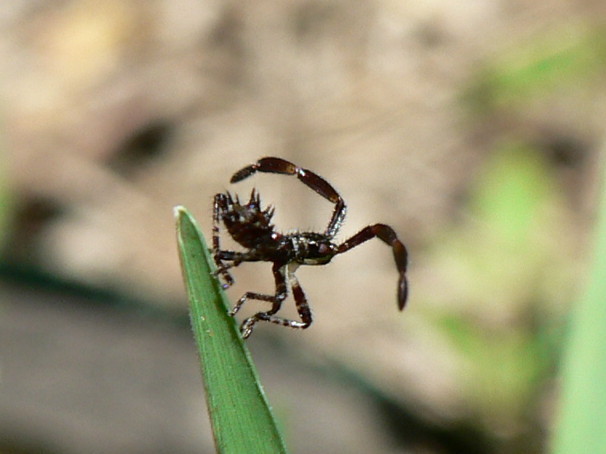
[337,223,409,310]
[231,157,346,238]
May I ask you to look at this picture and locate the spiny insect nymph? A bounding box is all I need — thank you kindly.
[212,157,409,338]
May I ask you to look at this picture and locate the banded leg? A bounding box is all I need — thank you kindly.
[230,157,347,238]
[212,250,262,288]
[240,263,312,338]
[212,193,235,288]
[231,262,288,338]
[337,224,409,310]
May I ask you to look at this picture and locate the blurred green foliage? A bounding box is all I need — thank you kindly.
[454,19,606,451]
[426,142,572,447]
[0,142,12,252]
[551,154,606,454]
[466,24,606,111]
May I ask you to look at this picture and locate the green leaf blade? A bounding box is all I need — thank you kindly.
[175,206,288,454]
[551,157,606,453]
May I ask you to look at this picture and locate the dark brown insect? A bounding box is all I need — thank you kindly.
[212,157,409,338]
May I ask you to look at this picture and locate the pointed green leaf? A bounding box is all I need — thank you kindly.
[175,206,288,454]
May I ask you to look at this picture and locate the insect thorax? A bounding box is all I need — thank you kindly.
[287,232,337,265]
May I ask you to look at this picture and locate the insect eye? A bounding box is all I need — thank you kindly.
[318,244,329,255]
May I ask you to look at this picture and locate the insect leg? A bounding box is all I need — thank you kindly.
[337,224,409,310]
[240,263,312,338]
[212,194,235,288]
[212,250,261,287]
[234,262,288,338]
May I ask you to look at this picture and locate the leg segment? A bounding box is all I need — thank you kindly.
[215,250,263,265]
[230,157,347,238]
[239,263,312,338]
[229,262,286,315]
[212,193,234,288]
[231,262,288,338]
[337,224,409,310]
[212,250,261,287]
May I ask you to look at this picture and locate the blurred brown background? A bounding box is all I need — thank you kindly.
[1,0,605,453]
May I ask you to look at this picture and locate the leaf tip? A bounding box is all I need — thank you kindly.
[174,205,187,218]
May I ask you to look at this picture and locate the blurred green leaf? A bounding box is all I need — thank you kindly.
[428,143,569,439]
[551,155,606,453]
[175,206,288,454]
[470,142,553,244]
[0,139,12,250]
[466,25,606,111]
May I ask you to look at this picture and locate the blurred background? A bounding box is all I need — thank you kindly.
[1,0,605,453]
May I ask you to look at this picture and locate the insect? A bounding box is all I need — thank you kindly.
[212,157,409,338]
